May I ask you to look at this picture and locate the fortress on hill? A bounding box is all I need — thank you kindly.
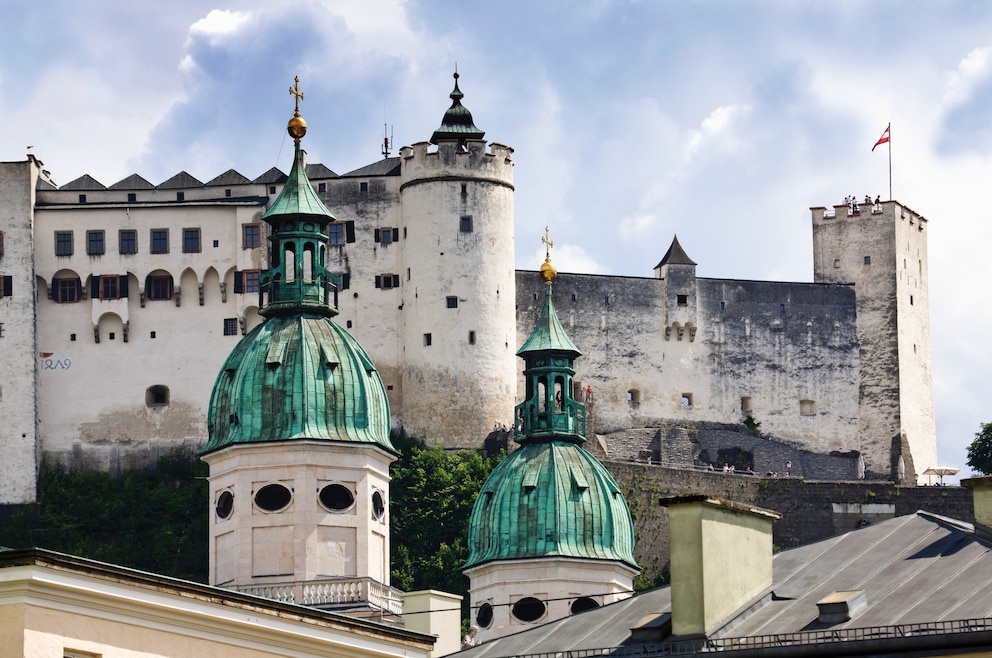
[0,74,936,504]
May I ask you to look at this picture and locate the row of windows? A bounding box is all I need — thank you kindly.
[422,331,477,346]
[50,270,266,303]
[74,185,280,205]
[54,225,266,257]
[214,483,387,519]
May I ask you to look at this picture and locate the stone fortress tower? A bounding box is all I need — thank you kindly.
[463,236,639,643]
[811,200,937,482]
[200,82,399,613]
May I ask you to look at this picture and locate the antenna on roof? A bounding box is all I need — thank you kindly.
[382,123,393,159]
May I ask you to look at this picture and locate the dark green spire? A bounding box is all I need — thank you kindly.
[430,71,485,145]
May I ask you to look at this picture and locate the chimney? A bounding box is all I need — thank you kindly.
[961,475,992,537]
[401,589,462,657]
[661,495,780,639]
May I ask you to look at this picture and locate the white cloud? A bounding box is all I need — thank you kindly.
[943,46,992,106]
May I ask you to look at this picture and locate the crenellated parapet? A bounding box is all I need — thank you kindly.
[399,140,514,190]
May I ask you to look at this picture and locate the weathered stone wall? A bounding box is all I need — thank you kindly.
[609,461,974,587]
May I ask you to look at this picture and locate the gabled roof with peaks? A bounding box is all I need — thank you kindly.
[109,174,155,190]
[306,163,338,179]
[253,167,287,184]
[157,171,203,189]
[342,158,401,178]
[60,174,106,191]
[654,234,697,269]
[205,169,251,186]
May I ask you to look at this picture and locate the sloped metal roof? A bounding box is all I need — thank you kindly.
[157,171,203,189]
[205,169,251,186]
[263,143,334,221]
[517,284,580,357]
[108,173,155,190]
[60,174,106,191]
[654,235,697,269]
[306,163,338,179]
[460,511,992,658]
[341,158,401,178]
[254,167,288,184]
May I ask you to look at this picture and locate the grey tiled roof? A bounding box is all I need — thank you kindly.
[205,169,251,186]
[157,171,203,189]
[655,235,697,269]
[60,174,107,191]
[109,174,155,190]
[341,158,401,177]
[306,163,338,179]
[253,167,287,184]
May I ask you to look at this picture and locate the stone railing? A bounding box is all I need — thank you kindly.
[235,577,403,615]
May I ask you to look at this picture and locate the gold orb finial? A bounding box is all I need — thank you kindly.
[540,226,557,284]
[287,76,307,141]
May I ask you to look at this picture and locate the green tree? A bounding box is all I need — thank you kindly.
[967,422,992,475]
[388,432,500,613]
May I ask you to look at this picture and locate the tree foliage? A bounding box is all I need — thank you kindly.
[967,422,992,475]
[0,449,209,582]
[389,432,501,613]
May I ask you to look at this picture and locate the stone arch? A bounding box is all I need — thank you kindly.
[50,268,83,303]
[243,305,263,332]
[179,267,198,307]
[126,272,141,313]
[203,266,221,306]
[145,268,175,303]
[95,311,125,344]
[222,266,238,303]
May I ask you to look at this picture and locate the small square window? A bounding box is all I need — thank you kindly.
[677,294,688,306]
[150,331,156,339]
[78,194,86,203]
[55,231,73,257]
[424,333,432,346]
[127,192,137,203]
[741,396,752,412]
[213,240,219,248]
[176,192,185,201]
[243,224,261,248]
[147,275,173,300]
[459,215,473,232]
[87,230,105,256]
[223,318,239,336]
[360,182,369,194]
[183,228,201,253]
[864,256,871,265]
[681,393,693,408]
[447,296,458,309]
[119,230,137,255]
[151,229,169,254]
[346,320,353,328]
[720,301,726,311]
[269,185,276,195]
[225,188,232,197]
[318,182,326,193]
[381,227,393,244]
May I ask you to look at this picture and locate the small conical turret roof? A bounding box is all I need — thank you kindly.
[430,71,485,144]
[654,234,697,269]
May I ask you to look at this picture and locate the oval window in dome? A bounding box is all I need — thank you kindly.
[476,602,494,628]
[254,483,292,512]
[215,490,234,519]
[570,596,600,615]
[319,483,355,512]
[371,490,386,520]
[512,597,546,623]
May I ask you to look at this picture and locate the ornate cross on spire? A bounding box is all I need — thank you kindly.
[289,76,304,116]
[542,226,554,259]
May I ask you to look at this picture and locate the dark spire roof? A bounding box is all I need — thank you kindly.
[430,71,485,144]
[655,234,697,269]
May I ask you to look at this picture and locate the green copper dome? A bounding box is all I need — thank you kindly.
[201,84,392,456]
[464,440,637,569]
[465,248,638,571]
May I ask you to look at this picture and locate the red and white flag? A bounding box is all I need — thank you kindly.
[872,124,890,151]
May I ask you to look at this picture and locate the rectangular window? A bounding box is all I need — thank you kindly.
[318,182,326,193]
[151,229,169,254]
[55,231,73,256]
[54,278,80,303]
[183,228,201,253]
[0,230,4,258]
[375,274,400,289]
[720,301,726,311]
[0,276,11,298]
[148,275,173,300]
[447,296,458,308]
[243,223,261,248]
[328,223,345,245]
[676,294,688,306]
[269,185,276,195]
[225,188,232,197]
[424,333,432,346]
[86,230,105,256]
[176,191,185,201]
[460,215,473,232]
[223,318,239,336]
[360,181,369,194]
[127,192,137,203]
[99,275,120,300]
[244,270,260,293]
[681,393,693,408]
[741,396,753,413]
[119,230,137,254]
[78,194,86,203]
[469,330,476,345]
[864,256,871,265]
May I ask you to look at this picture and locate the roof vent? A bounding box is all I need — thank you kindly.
[816,590,867,624]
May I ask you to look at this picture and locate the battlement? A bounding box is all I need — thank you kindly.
[399,139,514,185]
[810,200,927,229]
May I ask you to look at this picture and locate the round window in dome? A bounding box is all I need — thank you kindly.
[319,483,355,512]
[511,597,546,623]
[476,602,494,628]
[371,490,386,520]
[570,597,600,615]
[254,483,292,512]
[215,490,234,519]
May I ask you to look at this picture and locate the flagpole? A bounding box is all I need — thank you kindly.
[888,123,892,201]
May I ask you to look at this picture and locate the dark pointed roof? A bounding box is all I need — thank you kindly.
[654,234,697,269]
[157,171,203,189]
[253,167,287,184]
[205,169,251,186]
[109,174,155,190]
[342,158,401,177]
[36,178,56,191]
[306,163,338,179]
[60,174,106,191]
[430,72,485,144]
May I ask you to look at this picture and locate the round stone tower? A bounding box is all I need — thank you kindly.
[462,240,640,643]
[397,72,517,447]
[200,81,397,614]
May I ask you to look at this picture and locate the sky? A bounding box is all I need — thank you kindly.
[3,0,991,482]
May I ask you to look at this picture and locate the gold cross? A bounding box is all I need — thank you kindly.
[289,76,304,115]
[542,226,554,259]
